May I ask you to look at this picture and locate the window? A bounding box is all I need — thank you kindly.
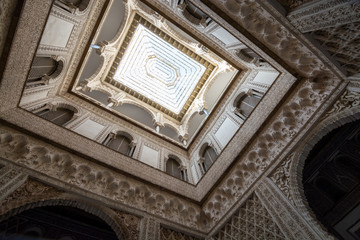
[200,146,218,173]
[166,157,181,179]
[235,94,261,119]
[55,0,90,13]
[105,134,134,157]
[166,156,188,181]
[27,57,58,86]
[36,107,74,126]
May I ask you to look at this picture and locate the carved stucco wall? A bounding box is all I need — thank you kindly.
[311,22,360,76]
[1,89,358,239]
[1,0,358,239]
[269,89,360,240]
[211,194,285,240]
[0,177,142,240]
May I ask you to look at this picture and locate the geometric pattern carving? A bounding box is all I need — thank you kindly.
[0,178,63,219]
[270,154,296,206]
[322,89,360,120]
[211,194,285,240]
[312,22,360,76]
[113,210,141,240]
[160,226,202,240]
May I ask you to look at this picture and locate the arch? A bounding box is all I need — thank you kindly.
[0,196,126,239]
[166,156,182,179]
[301,119,360,238]
[114,101,156,128]
[103,131,135,157]
[52,102,80,115]
[183,110,206,139]
[115,130,134,143]
[236,48,261,65]
[26,56,60,87]
[160,124,180,141]
[178,0,211,27]
[198,142,218,174]
[35,106,75,126]
[165,154,188,181]
[232,90,249,109]
[95,0,126,43]
[84,88,112,105]
[89,87,113,98]
[118,100,157,120]
[55,0,90,13]
[288,106,360,239]
[104,133,132,157]
[234,92,261,119]
[106,0,130,45]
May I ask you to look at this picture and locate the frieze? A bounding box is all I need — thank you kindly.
[0,126,207,230]
[204,0,338,78]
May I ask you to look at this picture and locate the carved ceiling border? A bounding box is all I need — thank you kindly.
[0,178,140,239]
[200,0,346,79]
[0,125,206,232]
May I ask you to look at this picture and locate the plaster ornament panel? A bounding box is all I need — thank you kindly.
[0,178,63,219]
[256,178,332,240]
[0,126,208,230]
[211,193,285,240]
[38,6,82,54]
[200,75,340,228]
[113,209,141,240]
[0,178,133,239]
[140,217,161,240]
[287,0,360,33]
[270,153,296,206]
[311,21,360,76]
[0,166,28,202]
[203,0,338,78]
[322,89,360,120]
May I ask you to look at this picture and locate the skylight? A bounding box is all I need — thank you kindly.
[113,24,206,114]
